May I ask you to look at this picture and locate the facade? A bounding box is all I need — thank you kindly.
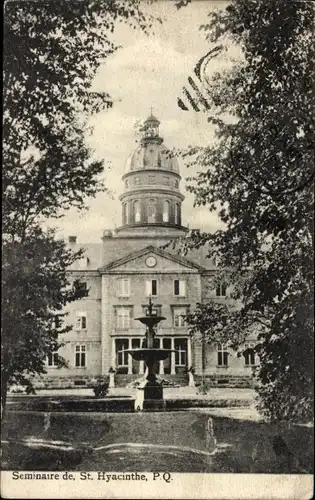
[41,115,258,389]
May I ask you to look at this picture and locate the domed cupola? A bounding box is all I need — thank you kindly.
[117,113,188,236]
[124,114,180,174]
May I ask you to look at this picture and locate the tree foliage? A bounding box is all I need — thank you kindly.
[2,0,152,413]
[3,0,152,236]
[182,0,314,422]
[1,229,86,406]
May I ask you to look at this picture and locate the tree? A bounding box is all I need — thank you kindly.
[179,0,314,422]
[1,229,87,413]
[3,0,152,237]
[2,0,153,415]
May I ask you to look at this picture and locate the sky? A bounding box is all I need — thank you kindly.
[54,0,233,243]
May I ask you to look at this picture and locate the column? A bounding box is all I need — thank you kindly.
[128,338,133,375]
[111,338,116,370]
[139,360,144,375]
[171,337,176,375]
[159,338,164,375]
[187,338,192,369]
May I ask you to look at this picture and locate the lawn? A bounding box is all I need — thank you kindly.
[2,409,313,473]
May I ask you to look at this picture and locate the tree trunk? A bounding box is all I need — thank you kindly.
[1,374,9,422]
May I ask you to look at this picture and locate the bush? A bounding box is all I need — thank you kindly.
[197,379,212,395]
[93,378,109,398]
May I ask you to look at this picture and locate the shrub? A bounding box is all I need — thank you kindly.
[197,379,212,395]
[93,377,109,398]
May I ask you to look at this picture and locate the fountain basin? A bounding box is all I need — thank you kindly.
[134,315,166,327]
[125,348,174,362]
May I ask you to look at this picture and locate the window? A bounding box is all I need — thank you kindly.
[244,343,257,366]
[162,176,170,186]
[116,307,131,328]
[115,338,129,366]
[174,180,179,188]
[75,281,88,297]
[75,312,87,330]
[174,279,186,297]
[173,307,187,327]
[146,308,158,316]
[134,176,140,185]
[75,345,86,367]
[52,315,61,329]
[163,200,170,222]
[148,175,156,184]
[174,338,187,366]
[146,279,158,297]
[133,201,141,223]
[217,343,229,366]
[175,203,180,225]
[147,199,156,222]
[78,257,89,269]
[125,180,129,188]
[117,278,130,297]
[142,304,161,316]
[216,282,227,297]
[47,352,59,367]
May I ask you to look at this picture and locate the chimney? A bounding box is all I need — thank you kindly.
[68,236,77,244]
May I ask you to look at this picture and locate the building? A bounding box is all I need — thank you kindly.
[41,114,258,389]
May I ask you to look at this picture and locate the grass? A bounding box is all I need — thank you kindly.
[2,409,313,473]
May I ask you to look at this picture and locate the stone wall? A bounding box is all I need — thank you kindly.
[194,374,254,389]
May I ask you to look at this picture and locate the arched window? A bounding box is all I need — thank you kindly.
[122,203,128,225]
[163,200,170,222]
[147,199,156,223]
[133,200,141,223]
[175,203,181,225]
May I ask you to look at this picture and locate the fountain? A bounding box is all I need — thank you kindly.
[3,298,222,470]
[124,297,173,411]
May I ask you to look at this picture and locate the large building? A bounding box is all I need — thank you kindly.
[41,114,257,389]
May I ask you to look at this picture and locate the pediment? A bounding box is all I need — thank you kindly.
[98,245,204,274]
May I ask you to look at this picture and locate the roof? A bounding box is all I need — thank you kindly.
[124,142,179,174]
[144,113,160,123]
[98,245,205,272]
[67,237,217,272]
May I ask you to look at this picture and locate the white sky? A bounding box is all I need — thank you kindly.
[53,0,233,243]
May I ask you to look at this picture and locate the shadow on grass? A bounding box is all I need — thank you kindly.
[210,416,313,474]
[1,411,313,473]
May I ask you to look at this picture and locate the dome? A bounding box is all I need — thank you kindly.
[124,114,179,174]
[125,143,179,174]
[144,113,160,124]
[118,113,187,234]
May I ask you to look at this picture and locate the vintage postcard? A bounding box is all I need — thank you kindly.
[2,0,314,498]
